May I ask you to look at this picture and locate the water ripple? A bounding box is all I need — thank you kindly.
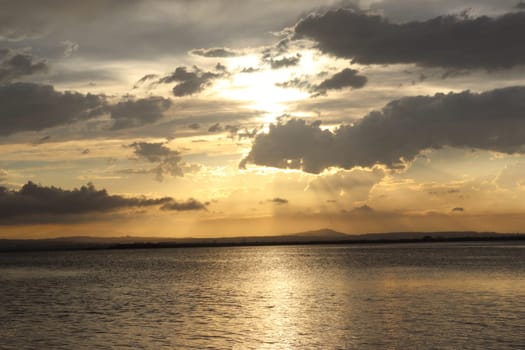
[1,243,524,349]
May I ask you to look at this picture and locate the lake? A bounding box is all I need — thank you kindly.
[1,242,524,349]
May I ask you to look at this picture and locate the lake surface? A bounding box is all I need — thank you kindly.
[1,242,524,349]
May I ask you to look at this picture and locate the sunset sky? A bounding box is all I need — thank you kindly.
[2,0,525,238]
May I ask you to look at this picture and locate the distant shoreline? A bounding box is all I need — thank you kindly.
[106,235,525,250]
[1,234,524,253]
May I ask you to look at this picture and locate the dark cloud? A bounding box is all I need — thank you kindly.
[269,197,289,204]
[242,86,525,173]
[314,68,367,94]
[156,66,223,97]
[130,141,177,162]
[206,123,249,138]
[158,67,197,84]
[0,82,105,136]
[262,37,290,62]
[129,141,196,181]
[240,119,331,173]
[452,207,465,212]
[428,188,461,195]
[109,96,172,130]
[161,198,207,211]
[0,83,173,136]
[277,68,367,96]
[115,168,153,176]
[368,0,524,23]
[0,181,171,224]
[133,74,159,89]
[350,204,374,214]
[0,48,48,83]
[207,123,243,138]
[293,9,525,70]
[208,122,223,132]
[224,124,239,136]
[237,126,260,139]
[32,135,51,145]
[241,67,260,73]
[215,62,227,72]
[191,47,238,57]
[276,78,313,91]
[188,123,200,130]
[517,1,525,9]
[269,54,301,69]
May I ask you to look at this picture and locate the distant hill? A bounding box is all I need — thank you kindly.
[0,230,523,252]
[291,228,350,239]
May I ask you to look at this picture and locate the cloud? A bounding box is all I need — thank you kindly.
[495,161,525,189]
[0,181,171,224]
[133,74,159,88]
[237,126,260,139]
[208,122,223,132]
[0,83,172,136]
[129,141,198,181]
[0,169,7,183]
[277,68,367,96]
[313,68,367,94]
[276,77,311,90]
[367,0,519,23]
[349,204,375,214]
[61,40,79,57]
[161,198,207,211]
[25,0,429,63]
[428,187,461,195]
[241,67,259,73]
[131,141,175,162]
[0,0,348,60]
[0,0,142,41]
[0,48,48,83]
[215,62,227,72]
[0,82,105,136]
[206,123,242,137]
[191,47,238,57]
[33,135,51,145]
[155,66,224,97]
[293,9,525,70]
[452,207,465,212]
[45,67,119,86]
[269,54,301,69]
[307,167,385,201]
[109,96,172,130]
[242,86,525,173]
[269,197,289,204]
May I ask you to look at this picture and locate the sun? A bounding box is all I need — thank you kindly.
[215,55,310,124]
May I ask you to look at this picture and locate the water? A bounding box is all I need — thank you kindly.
[1,242,524,349]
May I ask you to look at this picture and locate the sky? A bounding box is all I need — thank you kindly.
[2,0,525,238]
